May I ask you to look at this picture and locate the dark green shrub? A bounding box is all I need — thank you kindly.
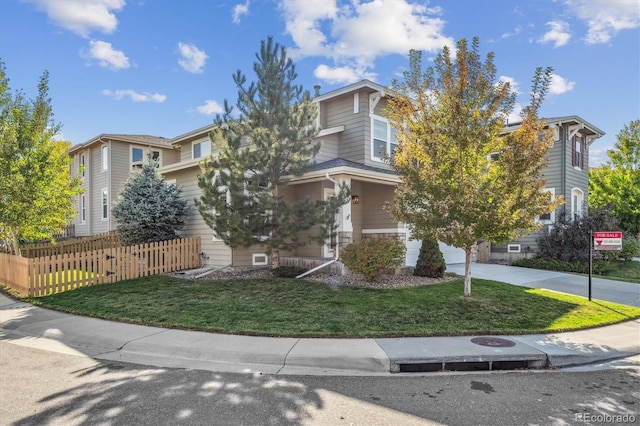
[413,239,445,278]
[511,257,587,273]
[341,238,406,282]
[271,266,308,278]
[536,206,620,262]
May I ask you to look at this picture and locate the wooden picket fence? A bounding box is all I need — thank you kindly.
[0,237,201,297]
[18,231,120,258]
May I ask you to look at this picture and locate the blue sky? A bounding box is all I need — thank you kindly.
[1,0,638,166]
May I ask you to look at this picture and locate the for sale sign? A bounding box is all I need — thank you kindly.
[593,231,622,251]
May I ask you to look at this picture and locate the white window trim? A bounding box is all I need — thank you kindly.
[370,114,397,162]
[193,139,212,160]
[507,244,521,253]
[131,146,145,171]
[80,152,86,178]
[536,188,556,224]
[101,188,109,221]
[571,187,584,219]
[353,93,359,114]
[252,253,269,266]
[80,194,86,224]
[101,145,108,171]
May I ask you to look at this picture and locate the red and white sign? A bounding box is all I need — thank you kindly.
[594,231,622,251]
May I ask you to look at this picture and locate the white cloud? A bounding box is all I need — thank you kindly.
[102,89,166,103]
[566,0,640,44]
[26,0,125,37]
[501,26,522,39]
[177,42,208,74]
[314,64,376,85]
[507,103,524,125]
[588,145,612,167]
[538,20,571,47]
[498,75,520,94]
[195,100,224,115]
[279,0,454,83]
[549,73,576,95]
[84,40,130,70]
[233,1,250,24]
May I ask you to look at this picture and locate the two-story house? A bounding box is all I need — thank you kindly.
[491,116,604,261]
[68,134,179,237]
[68,80,603,267]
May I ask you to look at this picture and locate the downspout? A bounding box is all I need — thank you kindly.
[295,172,343,279]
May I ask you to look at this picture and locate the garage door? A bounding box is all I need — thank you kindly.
[405,235,466,266]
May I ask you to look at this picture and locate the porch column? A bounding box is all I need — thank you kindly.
[334,176,353,252]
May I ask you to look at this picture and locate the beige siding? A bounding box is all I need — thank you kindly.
[315,133,339,163]
[358,182,397,230]
[291,182,325,258]
[324,94,366,163]
[90,142,110,234]
[163,167,232,266]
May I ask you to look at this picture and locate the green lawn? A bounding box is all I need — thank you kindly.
[597,260,640,283]
[24,276,640,337]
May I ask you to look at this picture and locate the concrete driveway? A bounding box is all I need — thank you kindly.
[446,263,640,307]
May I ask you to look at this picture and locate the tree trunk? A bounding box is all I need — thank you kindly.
[271,248,280,269]
[464,246,472,297]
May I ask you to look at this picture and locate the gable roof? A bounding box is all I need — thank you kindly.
[504,115,605,139]
[313,79,387,102]
[69,134,172,154]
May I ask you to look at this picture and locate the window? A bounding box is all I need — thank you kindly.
[572,134,584,169]
[193,140,211,159]
[507,244,521,253]
[571,188,584,219]
[371,116,398,161]
[131,147,144,170]
[101,189,108,220]
[537,188,556,223]
[80,195,86,223]
[80,153,86,178]
[101,145,108,171]
[252,253,268,266]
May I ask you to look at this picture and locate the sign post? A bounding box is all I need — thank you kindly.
[590,231,623,302]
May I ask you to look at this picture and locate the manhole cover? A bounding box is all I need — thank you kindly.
[470,337,516,347]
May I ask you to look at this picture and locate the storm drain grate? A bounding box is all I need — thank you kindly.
[397,360,531,373]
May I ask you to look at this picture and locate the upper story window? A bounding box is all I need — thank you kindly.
[193,140,211,159]
[371,116,398,162]
[101,145,108,171]
[131,147,144,170]
[131,147,161,171]
[572,134,584,170]
[80,153,86,178]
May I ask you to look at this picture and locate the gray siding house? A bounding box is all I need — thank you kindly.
[68,134,178,236]
[491,116,605,261]
[68,80,603,267]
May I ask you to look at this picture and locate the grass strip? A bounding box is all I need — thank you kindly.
[25,276,640,338]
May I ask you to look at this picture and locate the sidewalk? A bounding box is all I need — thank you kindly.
[1,287,638,376]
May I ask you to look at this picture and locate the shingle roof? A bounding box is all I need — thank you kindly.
[312,158,397,175]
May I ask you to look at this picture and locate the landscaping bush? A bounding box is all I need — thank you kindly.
[271,265,308,278]
[536,206,620,262]
[341,238,406,282]
[413,238,445,278]
[511,257,587,273]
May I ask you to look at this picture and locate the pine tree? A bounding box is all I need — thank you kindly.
[112,159,188,246]
[195,37,349,268]
[387,38,560,296]
[413,239,445,278]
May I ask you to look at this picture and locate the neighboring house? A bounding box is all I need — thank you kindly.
[68,134,178,236]
[491,116,605,261]
[68,81,603,267]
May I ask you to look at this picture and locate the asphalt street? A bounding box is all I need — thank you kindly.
[1,342,638,426]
